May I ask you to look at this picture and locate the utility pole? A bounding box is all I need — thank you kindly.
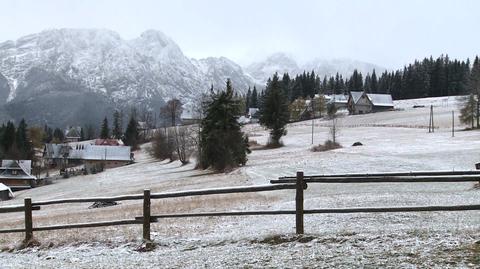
[477,98,479,128]
[428,105,434,133]
[311,98,314,145]
[431,105,434,133]
[452,110,455,137]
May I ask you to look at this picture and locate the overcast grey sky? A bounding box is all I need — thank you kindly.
[1,0,479,68]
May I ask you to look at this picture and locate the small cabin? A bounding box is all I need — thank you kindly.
[0,160,37,191]
[348,91,394,115]
[325,94,349,110]
[65,126,82,143]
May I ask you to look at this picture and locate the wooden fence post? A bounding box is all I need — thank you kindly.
[143,189,151,242]
[296,171,304,234]
[476,163,480,186]
[24,198,33,242]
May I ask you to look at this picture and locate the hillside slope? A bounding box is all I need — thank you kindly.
[0,96,478,267]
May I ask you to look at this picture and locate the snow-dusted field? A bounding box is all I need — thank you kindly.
[0,96,479,268]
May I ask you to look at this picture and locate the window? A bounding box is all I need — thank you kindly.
[11,170,18,175]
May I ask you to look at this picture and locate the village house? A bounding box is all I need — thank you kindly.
[325,94,349,110]
[44,143,133,174]
[64,126,82,143]
[0,160,37,191]
[348,91,394,114]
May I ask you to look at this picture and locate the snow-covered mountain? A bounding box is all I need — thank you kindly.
[0,29,387,127]
[245,53,300,84]
[0,29,255,126]
[246,52,386,84]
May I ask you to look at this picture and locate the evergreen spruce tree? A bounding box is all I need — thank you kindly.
[281,73,292,100]
[259,73,290,147]
[52,128,64,143]
[460,94,477,129]
[245,87,252,113]
[327,77,335,95]
[112,110,122,139]
[2,121,16,154]
[124,113,139,150]
[43,125,53,143]
[80,127,85,141]
[251,86,258,108]
[371,69,378,93]
[100,117,110,139]
[16,119,32,159]
[198,79,250,171]
[364,74,372,93]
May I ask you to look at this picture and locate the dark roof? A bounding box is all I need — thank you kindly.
[0,160,36,181]
[65,127,81,138]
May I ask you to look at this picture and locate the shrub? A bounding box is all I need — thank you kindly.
[148,129,175,161]
[311,140,342,152]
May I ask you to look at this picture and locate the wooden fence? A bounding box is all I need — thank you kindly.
[0,170,479,244]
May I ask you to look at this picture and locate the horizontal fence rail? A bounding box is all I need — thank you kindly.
[0,169,478,245]
[31,184,299,206]
[0,205,40,214]
[134,204,480,222]
[304,204,480,214]
[272,175,480,184]
[273,170,480,184]
[0,219,141,234]
[278,170,480,179]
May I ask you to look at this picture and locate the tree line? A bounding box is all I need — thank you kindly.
[0,119,35,160]
[258,54,477,103]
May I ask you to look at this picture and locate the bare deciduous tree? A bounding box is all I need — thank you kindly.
[173,125,195,164]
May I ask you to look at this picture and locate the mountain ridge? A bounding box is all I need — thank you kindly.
[245,52,386,84]
[0,28,385,127]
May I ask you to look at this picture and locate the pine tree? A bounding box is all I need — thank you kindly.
[124,113,139,150]
[112,110,122,139]
[198,79,250,171]
[349,70,363,91]
[245,87,252,113]
[52,128,64,144]
[371,69,378,93]
[364,74,372,93]
[44,125,54,143]
[251,86,258,108]
[100,117,110,139]
[469,56,480,127]
[80,127,85,141]
[16,119,32,159]
[2,121,16,154]
[460,94,477,129]
[259,73,290,147]
[281,73,291,100]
